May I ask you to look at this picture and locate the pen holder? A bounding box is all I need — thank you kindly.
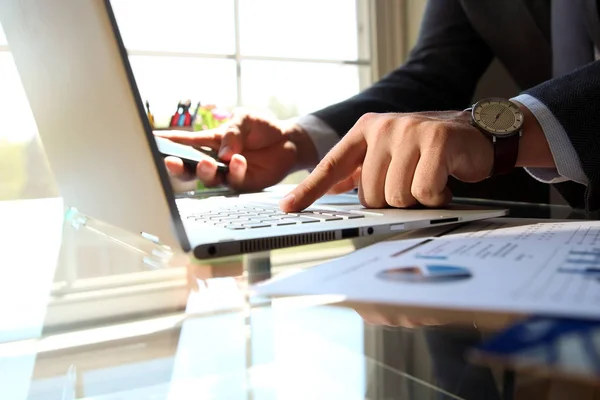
[153,100,231,131]
[145,99,232,132]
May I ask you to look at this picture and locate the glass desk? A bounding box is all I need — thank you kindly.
[0,197,598,400]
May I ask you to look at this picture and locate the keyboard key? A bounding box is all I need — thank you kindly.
[305,209,336,214]
[227,211,250,216]
[276,220,297,226]
[243,222,272,228]
[260,208,287,214]
[205,210,224,215]
[321,211,365,219]
[256,205,278,210]
[279,217,319,224]
[238,212,260,217]
[224,225,245,230]
[300,215,343,222]
[219,216,244,222]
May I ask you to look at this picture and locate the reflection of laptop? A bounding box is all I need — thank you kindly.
[0,0,507,259]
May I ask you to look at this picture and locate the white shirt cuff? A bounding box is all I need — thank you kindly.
[293,114,340,161]
[511,93,589,186]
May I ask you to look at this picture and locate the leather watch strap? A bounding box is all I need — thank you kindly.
[492,133,520,176]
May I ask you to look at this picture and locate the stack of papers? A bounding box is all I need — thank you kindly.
[254,221,600,319]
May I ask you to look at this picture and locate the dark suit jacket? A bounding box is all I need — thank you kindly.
[311,0,600,211]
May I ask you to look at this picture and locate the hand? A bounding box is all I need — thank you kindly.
[353,305,440,328]
[155,113,318,192]
[280,111,494,212]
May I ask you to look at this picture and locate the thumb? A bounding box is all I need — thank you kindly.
[217,113,254,161]
[224,154,248,189]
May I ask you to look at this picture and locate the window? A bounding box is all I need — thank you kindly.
[0,0,373,199]
[109,0,372,124]
[0,26,54,201]
[0,25,37,142]
[0,1,375,325]
[0,0,372,130]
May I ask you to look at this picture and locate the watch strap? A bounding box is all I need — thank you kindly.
[491,133,520,176]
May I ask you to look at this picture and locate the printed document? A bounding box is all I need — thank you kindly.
[254,221,600,319]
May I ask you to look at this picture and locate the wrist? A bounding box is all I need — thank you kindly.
[512,101,555,168]
[282,121,319,171]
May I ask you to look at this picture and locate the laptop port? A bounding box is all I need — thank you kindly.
[430,217,459,225]
[341,228,359,239]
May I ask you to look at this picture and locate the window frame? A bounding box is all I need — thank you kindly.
[0,1,410,100]
[122,0,375,108]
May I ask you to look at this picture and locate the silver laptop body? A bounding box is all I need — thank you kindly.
[0,0,507,259]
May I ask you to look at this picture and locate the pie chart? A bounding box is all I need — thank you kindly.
[377,265,472,283]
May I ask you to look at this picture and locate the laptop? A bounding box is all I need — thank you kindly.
[0,0,507,259]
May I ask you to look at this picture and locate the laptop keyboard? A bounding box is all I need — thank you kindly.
[186,204,365,230]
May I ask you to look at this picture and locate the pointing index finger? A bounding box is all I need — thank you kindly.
[280,128,367,212]
[154,129,221,150]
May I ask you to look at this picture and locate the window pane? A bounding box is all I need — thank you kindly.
[0,53,37,140]
[0,53,58,201]
[239,0,361,60]
[0,52,34,199]
[129,56,237,127]
[241,60,367,118]
[0,21,6,45]
[110,0,235,54]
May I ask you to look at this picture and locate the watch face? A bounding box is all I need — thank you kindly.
[472,98,523,136]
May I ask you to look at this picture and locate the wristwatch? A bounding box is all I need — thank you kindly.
[466,97,523,177]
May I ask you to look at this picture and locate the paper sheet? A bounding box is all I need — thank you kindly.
[254,221,600,319]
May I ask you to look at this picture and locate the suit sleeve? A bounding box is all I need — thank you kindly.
[524,60,600,211]
[311,0,494,137]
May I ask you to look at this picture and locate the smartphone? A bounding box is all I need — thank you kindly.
[155,136,229,174]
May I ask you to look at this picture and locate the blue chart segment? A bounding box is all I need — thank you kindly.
[377,265,472,283]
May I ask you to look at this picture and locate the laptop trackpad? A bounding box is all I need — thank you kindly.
[311,194,361,205]
[243,191,361,206]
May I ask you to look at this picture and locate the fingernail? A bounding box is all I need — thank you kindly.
[279,193,295,209]
[198,161,211,176]
[229,156,240,171]
[218,146,231,158]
